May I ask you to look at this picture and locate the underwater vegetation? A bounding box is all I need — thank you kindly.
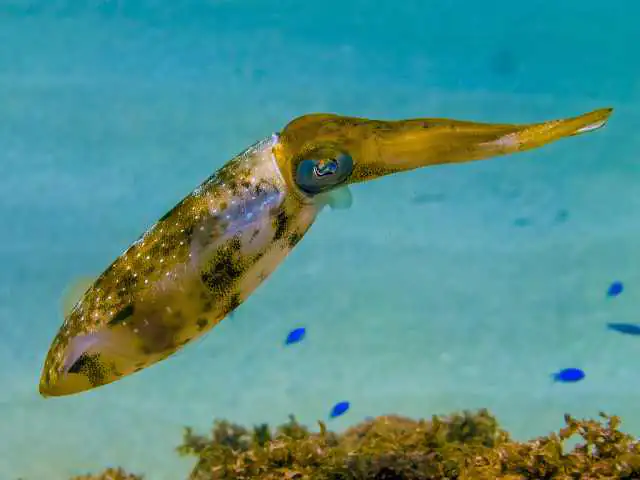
[71,468,142,480]
[74,408,640,480]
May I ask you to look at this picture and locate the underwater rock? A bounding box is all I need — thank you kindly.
[76,408,640,479]
[172,409,639,480]
[70,467,143,480]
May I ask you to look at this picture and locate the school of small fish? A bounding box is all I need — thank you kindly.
[550,280,634,386]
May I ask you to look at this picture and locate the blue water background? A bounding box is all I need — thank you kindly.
[0,1,639,478]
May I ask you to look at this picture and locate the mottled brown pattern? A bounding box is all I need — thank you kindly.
[272,207,289,241]
[287,231,303,249]
[108,304,135,327]
[225,293,241,314]
[67,353,108,387]
[200,236,246,297]
[196,318,208,330]
[138,319,184,356]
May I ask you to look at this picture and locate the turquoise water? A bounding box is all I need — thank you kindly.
[1,1,639,478]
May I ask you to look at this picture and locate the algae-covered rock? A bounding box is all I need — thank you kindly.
[70,466,143,480]
[74,409,640,479]
[177,410,640,480]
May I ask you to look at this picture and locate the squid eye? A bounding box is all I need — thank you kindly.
[294,153,353,195]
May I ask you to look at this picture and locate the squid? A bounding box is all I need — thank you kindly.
[39,107,613,397]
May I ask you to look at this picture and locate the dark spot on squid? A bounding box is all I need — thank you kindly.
[288,232,302,248]
[108,304,135,327]
[140,327,180,355]
[196,318,209,330]
[202,301,213,313]
[253,250,265,263]
[225,293,241,315]
[255,182,267,195]
[200,237,244,295]
[118,271,137,289]
[134,361,145,369]
[143,266,155,276]
[357,164,388,182]
[201,259,238,293]
[147,242,164,258]
[229,235,241,251]
[250,228,261,241]
[68,353,106,387]
[273,209,289,240]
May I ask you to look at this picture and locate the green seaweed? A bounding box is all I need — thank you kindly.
[71,467,143,480]
[74,409,640,479]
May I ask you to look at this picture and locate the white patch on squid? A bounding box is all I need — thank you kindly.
[575,119,606,134]
[479,132,520,150]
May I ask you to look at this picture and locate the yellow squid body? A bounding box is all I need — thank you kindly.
[39,107,612,397]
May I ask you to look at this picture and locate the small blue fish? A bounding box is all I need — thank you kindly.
[329,401,350,418]
[285,327,306,345]
[552,368,585,383]
[607,322,640,336]
[607,281,624,297]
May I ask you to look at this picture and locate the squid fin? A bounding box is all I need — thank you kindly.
[61,276,95,316]
[316,186,353,210]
